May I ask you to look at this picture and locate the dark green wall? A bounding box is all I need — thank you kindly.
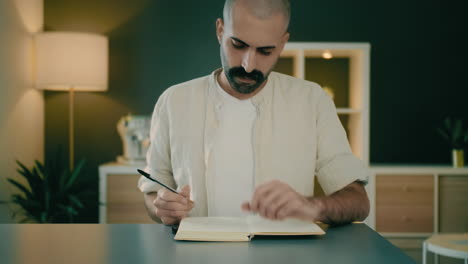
[44,0,467,222]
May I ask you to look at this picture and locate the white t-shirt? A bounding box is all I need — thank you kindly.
[210,80,256,217]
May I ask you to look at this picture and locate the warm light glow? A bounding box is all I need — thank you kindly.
[34,32,108,91]
[13,0,43,33]
[322,50,333,59]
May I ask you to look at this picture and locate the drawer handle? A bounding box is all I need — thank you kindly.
[402,185,411,192]
[401,216,410,222]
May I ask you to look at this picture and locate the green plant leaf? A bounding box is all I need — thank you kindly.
[69,195,84,208]
[7,148,93,223]
[34,160,45,176]
[452,119,463,145]
[444,117,452,131]
[11,194,42,222]
[40,212,47,223]
[67,206,78,215]
[16,160,30,177]
[65,159,86,190]
[58,169,68,191]
[7,179,33,199]
[16,160,43,200]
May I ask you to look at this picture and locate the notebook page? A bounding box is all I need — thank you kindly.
[247,215,324,234]
[178,217,249,233]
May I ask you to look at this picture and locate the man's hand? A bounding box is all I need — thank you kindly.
[242,180,369,225]
[242,180,323,221]
[147,185,194,225]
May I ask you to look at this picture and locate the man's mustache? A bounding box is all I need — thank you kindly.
[229,67,264,83]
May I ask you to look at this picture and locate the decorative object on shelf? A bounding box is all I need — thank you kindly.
[437,116,468,167]
[35,32,108,170]
[0,150,94,223]
[116,114,151,165]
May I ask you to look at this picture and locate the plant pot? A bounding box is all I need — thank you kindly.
[452,149,465,168]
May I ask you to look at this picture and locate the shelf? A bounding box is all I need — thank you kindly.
[336,108,361,114]
[276,42,370,163]
[370,166,468,174]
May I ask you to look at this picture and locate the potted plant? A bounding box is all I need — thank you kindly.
[0,151,94,223]
[437,116,468,167]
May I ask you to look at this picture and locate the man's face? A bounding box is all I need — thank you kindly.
[217,4,289,94]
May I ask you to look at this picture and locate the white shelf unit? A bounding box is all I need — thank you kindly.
[278,42,371,164]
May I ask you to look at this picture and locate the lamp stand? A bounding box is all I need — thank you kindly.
[69,87,75,171]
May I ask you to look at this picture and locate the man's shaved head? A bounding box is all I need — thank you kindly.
[216,0,291,98]
[223,0,291,32]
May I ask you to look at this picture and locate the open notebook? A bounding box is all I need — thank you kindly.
[174,215,325,241]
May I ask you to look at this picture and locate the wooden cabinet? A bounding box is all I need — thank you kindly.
[369,167,468,264]
[376,174,434,233]
[99,163,153,223]
[438,175,468,232]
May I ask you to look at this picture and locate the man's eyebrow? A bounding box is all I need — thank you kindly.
[230,37,276,50]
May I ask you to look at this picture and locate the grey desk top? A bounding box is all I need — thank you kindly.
[0,223,414,264]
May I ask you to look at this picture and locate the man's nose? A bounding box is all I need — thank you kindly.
[241,49,256,73]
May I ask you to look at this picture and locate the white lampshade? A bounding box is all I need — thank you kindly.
[35,32,108,91]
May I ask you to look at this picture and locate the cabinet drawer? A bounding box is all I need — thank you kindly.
[106,174,153,223]
[107,174,144,204]
[439,175,468,232]
[376,174,434,232]
[377,205,433,232]
[107,203,153,223]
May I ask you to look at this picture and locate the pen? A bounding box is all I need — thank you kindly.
[137,169,179,194]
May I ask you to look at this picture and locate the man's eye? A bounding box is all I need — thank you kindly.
[232,42,245,49]
[259,49,272,56]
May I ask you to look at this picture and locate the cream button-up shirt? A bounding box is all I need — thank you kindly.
[138,69,369,217]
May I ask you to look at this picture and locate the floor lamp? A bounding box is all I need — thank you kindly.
[35,32,108,170]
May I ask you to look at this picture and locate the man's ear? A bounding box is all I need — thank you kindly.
[278,32,290,52]
[282,32,290,45]
[216,18,224,44]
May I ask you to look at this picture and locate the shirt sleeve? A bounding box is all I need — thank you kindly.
[314,89,369,195]
[138,90,176,193]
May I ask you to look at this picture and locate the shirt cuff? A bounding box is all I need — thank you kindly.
[316,154,369,195]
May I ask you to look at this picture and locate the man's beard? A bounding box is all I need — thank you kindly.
[220,48,267,94]
[223,66,266,94]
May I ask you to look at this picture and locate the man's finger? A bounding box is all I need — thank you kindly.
[155,207,188,218]
[180,185,191,197]
[250,180,285,212]
[250,185,274,212]
[241,202,251,211]
[154,199,192,211]
[258,187,286,218]
[179,185,192,205]
[160,216,179,225]
[158,188,187,204]
[265,192,294,219]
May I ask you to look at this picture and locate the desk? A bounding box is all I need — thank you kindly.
[0,223,414,264]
